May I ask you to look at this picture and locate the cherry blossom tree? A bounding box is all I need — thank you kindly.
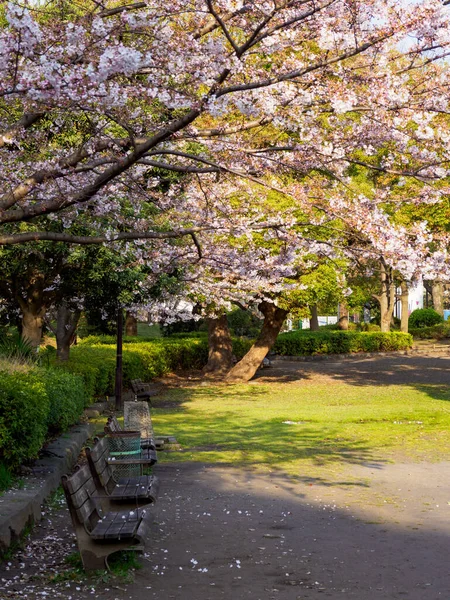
[3,0,450,380]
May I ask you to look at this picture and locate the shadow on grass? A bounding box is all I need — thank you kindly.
[154,397,387,475]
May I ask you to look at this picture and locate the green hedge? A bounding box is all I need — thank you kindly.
[45,369,87,434]
[272,331,413,356]
[57,336,253,399]
[57,338,209,398]
[409,323,450,340]
[0,366,86,470]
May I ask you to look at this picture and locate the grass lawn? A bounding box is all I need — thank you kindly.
[152,381,450,479]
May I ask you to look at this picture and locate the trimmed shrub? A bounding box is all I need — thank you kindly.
[0,365,87,470]
[0,369,49,470]
[272,330,413,356]
[45,369,86,433]
[56,337,211,398]
[409,323,450,340]
[232,337,254,360]
[358,323,381,332]
[409,308,443,328]
[57,335,254,400]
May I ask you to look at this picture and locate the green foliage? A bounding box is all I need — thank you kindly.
[0,369,49,469]
[231,337,254,359]
[56,337,211,397]
[45,369,86,433]
[408,308,444,328]
[0,365,86,470]
[227,309,262,338]
[0,463,13,492]
[273,330,413,356]
[0,334,37,364]
[56,335,253,399]
[358,322,382,332]
[409,323,450,339]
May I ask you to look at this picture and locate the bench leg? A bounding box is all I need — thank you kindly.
[80,549,108,572]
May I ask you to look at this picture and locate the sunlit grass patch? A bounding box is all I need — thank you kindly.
[152,382,450,477]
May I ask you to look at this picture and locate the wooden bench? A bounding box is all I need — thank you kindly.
[130,379,155,403]
[105,416,157,453]
[86,436,159,506]
[61,464,151,571]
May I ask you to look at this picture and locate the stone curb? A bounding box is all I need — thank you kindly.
[0,422,94,554]
[270,346,450,363]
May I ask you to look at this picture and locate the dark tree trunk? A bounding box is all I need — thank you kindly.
[431,280,444,316]
[55,303,81,361]
[337,301,349,330]
[310,304,319,331]
[225,301,288,383]
[125,311,138,336]
[203,314,233,374]
[400,282,409,333]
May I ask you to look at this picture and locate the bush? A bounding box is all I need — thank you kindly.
[227,309,262,338]
[409,323,450,340]
[0,368,49,470]
[57,335,255,399]
[358,323,381,332]
[45,369,87,433]
[408,308,443,329]
[0,365,87,470]
[272,330,413,356]
[56,337,211,398]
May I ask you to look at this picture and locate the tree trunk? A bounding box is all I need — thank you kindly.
[378,262,395,333]
[55,303,81,361]
[203,314,233,374]
[310,304,319,331]
[224,301,288,383]
[431,280,444,316]
[21,305,46,348]
[337,301,348,330]
[400,281,409,333]
[125,311,138,336]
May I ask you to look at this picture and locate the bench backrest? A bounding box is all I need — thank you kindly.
[86,436,117,493]
[61,464,102,532]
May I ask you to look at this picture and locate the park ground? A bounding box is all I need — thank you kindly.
[0,351,449,599]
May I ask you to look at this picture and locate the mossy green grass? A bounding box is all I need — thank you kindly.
[152,381,450,479]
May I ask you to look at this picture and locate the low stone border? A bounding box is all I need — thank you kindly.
[0,422,94,554]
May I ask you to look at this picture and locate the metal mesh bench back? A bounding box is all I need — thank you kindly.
[107,431,141,478]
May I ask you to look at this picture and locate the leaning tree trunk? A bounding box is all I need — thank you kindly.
[310,304,319,331]
[400,281,409,333]
[431,280,444,317]
[224,301,288,383]
[55,303,81,361]
[203,314,234,374]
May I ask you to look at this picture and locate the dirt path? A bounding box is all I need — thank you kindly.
[1,353,449,600]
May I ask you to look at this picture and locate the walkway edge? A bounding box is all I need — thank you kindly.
[0,422,93,554]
